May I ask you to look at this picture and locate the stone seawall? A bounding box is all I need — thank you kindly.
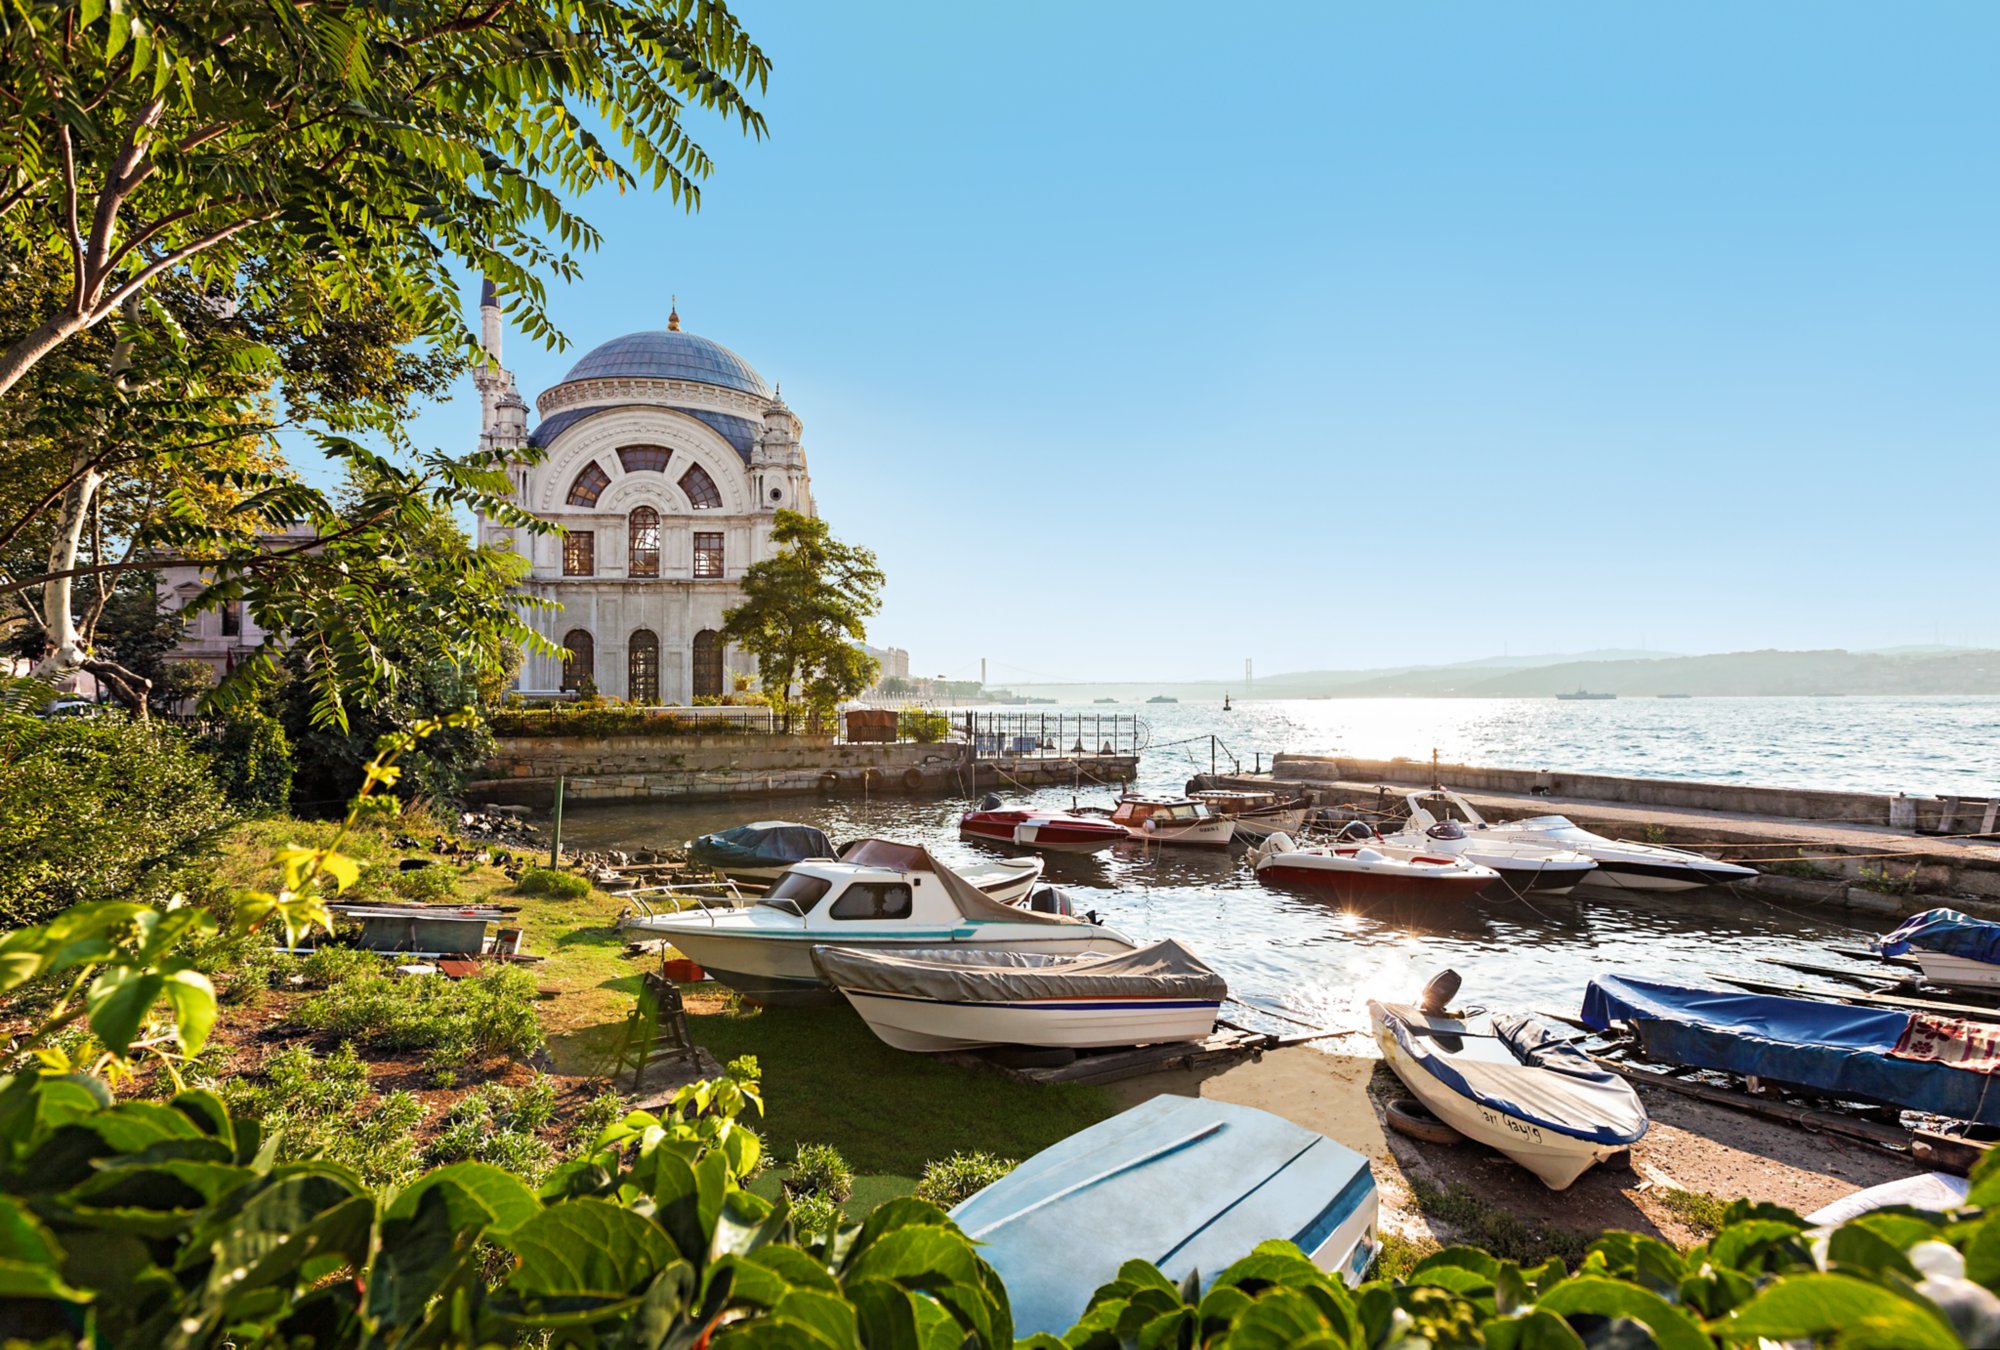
[467,734,1138,806]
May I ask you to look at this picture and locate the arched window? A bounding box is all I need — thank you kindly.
[566,462,612,507]
[617,445,671,474]
[628,629,659,703]
[692,629,724,698]
[561,629,594,692]
[679,464,722,510]
[627,506,661,577]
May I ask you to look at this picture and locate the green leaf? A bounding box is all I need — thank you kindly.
[1535,1276,1709,1350]
[1722,1272,1960,1350]
[1826,1223,1922,1281]
[162,970,216,1054]
[388,1161,540,1235]
[502,1198,676,1302]
[1483,1307,1588,1350]
[84,966,164,1054]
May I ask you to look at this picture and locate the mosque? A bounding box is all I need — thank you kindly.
[473,286,814,703]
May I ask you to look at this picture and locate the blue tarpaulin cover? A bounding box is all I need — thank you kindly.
[1580,974,2000,1125]
[689,821,834,873]
[1879,908,2000,966]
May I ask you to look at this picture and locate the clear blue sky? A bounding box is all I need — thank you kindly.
[398,1,1999,684]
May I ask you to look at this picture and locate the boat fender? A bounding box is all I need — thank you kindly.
[1386,1098,1465,1146]
[817,771,840,794]
[1419,969,1463,1016]
[902,767,925,790]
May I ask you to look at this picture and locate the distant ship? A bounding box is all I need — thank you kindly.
[1093,697,1117,704]
[1147,695,1179,704]
[1657,693,1692,699]
[1554,689,1616,701]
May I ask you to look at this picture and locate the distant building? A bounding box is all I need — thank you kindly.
[154,523,316,683]
[862,644,911,681]
[474,288,815,702]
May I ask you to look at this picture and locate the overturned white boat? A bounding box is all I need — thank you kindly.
[1371,818,1597,896]
[618,841,1125,1004]
[813,940,1227,1052]
[1404,789,1755,892]
[1371,973,1647,1190]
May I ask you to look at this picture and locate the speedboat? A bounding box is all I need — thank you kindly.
[950,1096,1378,1337]
[1248,832,1497,902]
[617,841,1122,1004]
[1371,972,1646,1190]
[1877,909,2000,992]
[959,796,1128,855]
[1188,788,1312,842]
[1404,790,1755,892]
[1581,973,2000,1125]
[813,939,1226,1052]
[1103,795,1235,848]
[688,820,835,883]
[1371,818,1597,896]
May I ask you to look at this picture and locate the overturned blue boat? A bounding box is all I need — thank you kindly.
[1581,974,2000,1125]
[687,821,834,883]
[950,1096,1378,1337]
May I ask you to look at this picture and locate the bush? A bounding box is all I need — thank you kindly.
[222,1042,425,1185]
[786,1190,843,1237]
[210,711,294,809]
[784,1141,854,1202]
[897,707,951,743]
[0,716,232,927]
[489,704,705,738]
[516,867,590,899]
[425,1074,561,1181]
[914,1150,1015,1209]
[297,945,383,989]
[295,964,544,1067]
[390,862,461,902]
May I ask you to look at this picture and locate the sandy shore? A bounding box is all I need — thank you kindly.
[1108,1039,1925,1249]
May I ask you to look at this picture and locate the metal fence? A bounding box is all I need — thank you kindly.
[960,712,1145,759]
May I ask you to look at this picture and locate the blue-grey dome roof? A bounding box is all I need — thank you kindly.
[556,329,770,397]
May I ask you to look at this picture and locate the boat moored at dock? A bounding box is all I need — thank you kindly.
[950,1095,1378,1336]
[688,820,835,883]
[1103,794,1235,848]
[1877,909,2000,993]
[959,797,1128,855]
[1188,787,1312,841]
[1373,815,1598,896]
[1248,831,1498,902]
[1406,789,1756,892]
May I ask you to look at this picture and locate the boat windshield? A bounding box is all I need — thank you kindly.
[758,872,833,915]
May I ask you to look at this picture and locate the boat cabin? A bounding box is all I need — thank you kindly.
[1111,796,1216,829]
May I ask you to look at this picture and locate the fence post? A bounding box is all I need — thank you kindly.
[550,775,566,869]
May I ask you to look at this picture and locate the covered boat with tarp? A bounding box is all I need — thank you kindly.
[688,821,834,883]
[1878,908,2000,992]
[951,1096,1378,1337]
[1580,974,2000,1125]
[814,939,1226,1051]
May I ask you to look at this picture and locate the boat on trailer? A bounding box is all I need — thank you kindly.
[958,796,1128,855]
[1248,832,1497,902]
[1188,788,1313,841]
[1402,789,1755,892]
[688,820,835,883]
[813,939,1226,1052]
[1580,973,2000,1125]
[950,1095,1379,1337]
[1877,909,2000,993]
[617,841,1123,1005]
[1371,973,1646,1190]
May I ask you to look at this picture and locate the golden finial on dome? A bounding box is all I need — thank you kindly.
[667,295,680,332]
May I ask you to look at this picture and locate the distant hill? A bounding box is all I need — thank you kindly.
[1005,647,2000,700]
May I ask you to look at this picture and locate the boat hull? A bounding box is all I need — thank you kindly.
[1477,859,1596,898]
[1576,857,1757,892]
[1371,1006,1626,1190]
[1121,818,1236,848]
[1257,861,1492,903]
[839,988,1221,1051]
[959,817,1124,855]
[1912,951,2000,992]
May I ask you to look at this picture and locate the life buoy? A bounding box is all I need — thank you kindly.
[902,767,926,790]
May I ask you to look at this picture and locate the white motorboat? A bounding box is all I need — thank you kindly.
[1403,790,1756,892]
[617,840,1126,1004]
[1877,909,2000,992]
[1104,795,1235,848]
[1371,974,1647,1191]
[1248,832,1497,903]
[1370,819,1597,896]
[813,940,1225,1052]
[1188,788,1312,842]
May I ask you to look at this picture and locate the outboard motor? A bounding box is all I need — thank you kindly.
[1418,969,1463,1016]
[978,792,1003,811]
[1025,885,1076,917]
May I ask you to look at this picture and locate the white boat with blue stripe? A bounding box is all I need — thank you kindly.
[618,840,1130,1004]
[812,940,1225,1051]
[1371,975,1647,1190]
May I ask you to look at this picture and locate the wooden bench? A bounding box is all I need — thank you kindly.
[615,970,701,1089]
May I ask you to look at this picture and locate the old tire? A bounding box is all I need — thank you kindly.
[1386,1097,1464,1146]
[902,767,926,790]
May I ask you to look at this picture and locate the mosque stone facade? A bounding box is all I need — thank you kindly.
[474,287,813,703]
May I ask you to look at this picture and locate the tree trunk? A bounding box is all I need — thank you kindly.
[31,450,104,685]
[0,310,87,405]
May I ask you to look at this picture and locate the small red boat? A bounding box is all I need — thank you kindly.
[1247,832,1497,903]
[960,801,1128,855]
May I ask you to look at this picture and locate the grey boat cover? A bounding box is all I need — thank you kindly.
[1379,1003,1648,1145]
[841,839,1079,928]
[811,939,1225,1004]
[689,821,833,871]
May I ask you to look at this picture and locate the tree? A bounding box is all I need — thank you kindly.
[0,0,769,401]
[722,511,885,731]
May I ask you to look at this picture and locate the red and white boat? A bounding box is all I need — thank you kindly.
[960,800,1129,855]
[1106,795,1235,849]
[1247,832,1496,902]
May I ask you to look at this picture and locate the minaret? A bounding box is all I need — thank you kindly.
[472,280,531,544]
[750,381,812,515]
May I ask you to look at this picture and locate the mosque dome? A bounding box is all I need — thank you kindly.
[554,326,771,398]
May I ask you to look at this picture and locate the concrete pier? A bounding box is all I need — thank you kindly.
[1192,754,2000,919]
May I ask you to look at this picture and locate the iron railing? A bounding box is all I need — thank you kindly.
[959,712,1145,759]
